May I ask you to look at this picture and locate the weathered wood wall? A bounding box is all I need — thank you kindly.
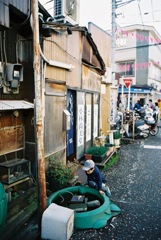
[0,111,24,157]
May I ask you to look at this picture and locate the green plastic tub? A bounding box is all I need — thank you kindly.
[48,186,121,230]
[0,183,7,233]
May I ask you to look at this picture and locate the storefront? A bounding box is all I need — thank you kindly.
[118,86,152,109]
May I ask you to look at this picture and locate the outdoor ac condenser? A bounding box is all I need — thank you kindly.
[54,0,79,25]
[41,203,74,240]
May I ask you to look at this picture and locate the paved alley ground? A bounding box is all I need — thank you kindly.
[71,132,161,240]
[10,131,161,240]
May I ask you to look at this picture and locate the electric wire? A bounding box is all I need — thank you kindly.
[137,0,145,30]
[44,0,53,4]
[151,0,154,26]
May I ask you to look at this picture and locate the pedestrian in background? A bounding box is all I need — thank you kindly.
[118,100,124,111]
[133,100,141,110]
[149,99,155,110]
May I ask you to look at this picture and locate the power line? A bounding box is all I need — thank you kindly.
[151,0,154,25]
[116,41,161,51]
[137,0,145,29]
[115,0,136,9]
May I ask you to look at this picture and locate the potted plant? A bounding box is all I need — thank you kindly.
[84,148,93,160]
[85,145,108,163]
[113,131,122,146]
[46,159,77,192]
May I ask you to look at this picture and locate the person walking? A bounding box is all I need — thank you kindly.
[149,99,155,110]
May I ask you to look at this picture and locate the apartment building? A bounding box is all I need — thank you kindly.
[115,24,161,108]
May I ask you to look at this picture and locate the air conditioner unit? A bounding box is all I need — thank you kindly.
[54,0,79,25]
[101,67,112,84]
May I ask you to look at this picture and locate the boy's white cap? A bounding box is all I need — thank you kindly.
[82,160,95,171]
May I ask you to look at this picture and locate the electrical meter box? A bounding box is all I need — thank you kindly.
[0,159,31,185]
[63,110,71,130]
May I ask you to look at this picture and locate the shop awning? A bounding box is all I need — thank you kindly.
[118,87,151,94]
[0,100,34,110]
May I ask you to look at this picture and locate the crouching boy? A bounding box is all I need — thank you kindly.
[82,160,111,198]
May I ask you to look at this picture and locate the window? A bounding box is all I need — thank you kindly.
[116,61,135,77]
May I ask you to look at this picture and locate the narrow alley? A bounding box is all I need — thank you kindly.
[71,132,161,240]
[10,131,161,240]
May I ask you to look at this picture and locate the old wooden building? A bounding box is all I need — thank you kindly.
[42,22,106,164]
[0,0,106,230]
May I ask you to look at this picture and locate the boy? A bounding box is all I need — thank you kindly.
[82,160,111,197]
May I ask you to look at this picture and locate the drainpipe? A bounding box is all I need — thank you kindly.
[32,0,47,217]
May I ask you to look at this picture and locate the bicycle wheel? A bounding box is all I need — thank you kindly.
[150,126,159,136]
[142,129,150,138]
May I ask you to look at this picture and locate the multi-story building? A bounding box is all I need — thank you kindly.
[116,24,161,108]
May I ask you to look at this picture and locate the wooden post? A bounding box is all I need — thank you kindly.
[32,0,47,216]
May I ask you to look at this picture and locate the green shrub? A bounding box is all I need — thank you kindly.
[86,146,108,155]
[47,159,77,189]
[113,131,122,139]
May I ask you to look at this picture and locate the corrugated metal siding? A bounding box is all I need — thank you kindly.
[0,0,30,29]
[0,2,9,28]
[5,0,30,14]
[0,31,34,102]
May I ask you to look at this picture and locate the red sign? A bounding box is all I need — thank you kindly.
[123,78,132,88]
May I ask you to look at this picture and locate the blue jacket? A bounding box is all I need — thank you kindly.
[86,166,106,190]
[134,102,141,110]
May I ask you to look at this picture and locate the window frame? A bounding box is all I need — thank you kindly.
[116,61,135,77]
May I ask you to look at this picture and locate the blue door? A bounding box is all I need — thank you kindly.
[66,90,76,158]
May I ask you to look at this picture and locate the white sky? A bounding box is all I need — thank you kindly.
[39,0,161,35]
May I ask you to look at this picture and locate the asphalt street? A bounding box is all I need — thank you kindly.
[71,131,161,240]
[10,130,161,240]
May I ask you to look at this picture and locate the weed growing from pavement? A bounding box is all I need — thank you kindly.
[102,152,119,172]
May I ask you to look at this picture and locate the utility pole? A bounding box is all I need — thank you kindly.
[32,0,47,218]
[111,0,116,84]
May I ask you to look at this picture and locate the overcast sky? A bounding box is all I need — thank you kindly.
[39,0,161,35]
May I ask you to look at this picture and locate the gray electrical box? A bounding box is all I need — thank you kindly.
[5,63,23,89]
[63,110,71,130]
